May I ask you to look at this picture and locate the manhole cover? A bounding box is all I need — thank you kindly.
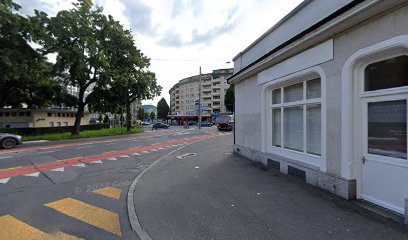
[176,153,197,159]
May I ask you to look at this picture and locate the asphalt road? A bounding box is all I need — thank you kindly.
[132,134,408,240]
[0,126,225,240]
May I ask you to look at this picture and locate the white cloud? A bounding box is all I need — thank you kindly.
[15,0,303,106]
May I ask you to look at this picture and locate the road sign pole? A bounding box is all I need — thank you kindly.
[198,66,202,130]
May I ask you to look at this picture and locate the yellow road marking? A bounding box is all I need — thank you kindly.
[0,166,22,172]
[0,215,83,240]
[93,187,122,200]
[45,198,121,236]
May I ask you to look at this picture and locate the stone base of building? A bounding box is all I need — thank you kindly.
[233,144,356,200]
[405,199,408,225]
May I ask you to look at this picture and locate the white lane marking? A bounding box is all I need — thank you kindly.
[141,151,149,154]
[107,158,118,161]
[158,148,165,150]
[151,149,158,152]
[120,155,130,158]
[91,160,103,164]
[0,156,12,160]
[105,143,116,145]
[77,146,93,149]
[73,163,86,167]
[24,172,40,177]
[0,178,11,184]
[131,153,141,156]
[194,166,199,169]
[50,167,64,172]
[35,150,57,155]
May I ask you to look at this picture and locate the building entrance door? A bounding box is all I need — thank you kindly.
[361,94,408,214]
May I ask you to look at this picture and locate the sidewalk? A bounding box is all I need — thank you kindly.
[131,134,408,240]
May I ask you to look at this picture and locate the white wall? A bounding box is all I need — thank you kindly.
[234,4,408,177]
[234,0,353,72]
[235,76,262,151]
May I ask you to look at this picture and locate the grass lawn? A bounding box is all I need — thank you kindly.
[23,127,144,142]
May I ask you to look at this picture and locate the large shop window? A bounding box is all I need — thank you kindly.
[271,79,321,156]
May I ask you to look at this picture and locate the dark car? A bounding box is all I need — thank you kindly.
[0,133,23,149]
[188,121,197,126]
[152,123,169,130]
[200,122,213,127]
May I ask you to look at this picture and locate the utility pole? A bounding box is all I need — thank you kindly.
[198,66,202,130]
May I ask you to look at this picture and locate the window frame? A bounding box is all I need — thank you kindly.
[262,66,326,170]
[271,79,322,157]
[359,54,408,165]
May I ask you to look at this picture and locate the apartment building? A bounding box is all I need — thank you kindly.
[169,68,233,118]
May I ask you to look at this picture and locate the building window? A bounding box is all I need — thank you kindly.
[0,112,2,117]
[365,55,408,91]
[5,112,9,117]
[64,122,68,126]
[271,78,321,156]
[58,113,61,117]
[48,112,52,117]
[57,122,61,127]
[18,112,25,117]
[49,122,54,127]
[11,112,17,117]
[26,112,31,117]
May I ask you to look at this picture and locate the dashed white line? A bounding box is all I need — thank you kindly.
[0,178,11,184]
[24,172,40,177]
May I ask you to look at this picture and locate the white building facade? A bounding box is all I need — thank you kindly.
[229,0,408,218]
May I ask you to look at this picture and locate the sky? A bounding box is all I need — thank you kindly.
[15,0,304,106]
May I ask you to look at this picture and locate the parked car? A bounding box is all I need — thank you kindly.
[0,133,23,149]
[188,121,197,126]
[152,122,169,130]
[141,121,150,126]
[200,122,213,127]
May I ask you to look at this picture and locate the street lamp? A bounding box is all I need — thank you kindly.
[198,66,202,130]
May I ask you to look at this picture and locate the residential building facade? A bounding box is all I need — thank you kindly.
[169,68,233,118]
[229,0,408,218]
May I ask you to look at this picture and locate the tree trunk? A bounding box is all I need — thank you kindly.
[126,102,131,132]
[72,103,84,135]
[120,109,124,128]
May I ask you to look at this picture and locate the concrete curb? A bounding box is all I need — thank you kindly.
[127,137,210,240]
[23,140,50,144]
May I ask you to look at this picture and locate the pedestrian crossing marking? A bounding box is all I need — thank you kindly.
[45,198,121,236]
[0,215,83,240]
[92,187,122,200]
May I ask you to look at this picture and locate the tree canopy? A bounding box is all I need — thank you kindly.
[157,98,170,119]
[0,0,69,108]
[30,0,161,134]
[224,85,234,112]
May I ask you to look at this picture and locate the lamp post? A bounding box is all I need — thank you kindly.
[198,66,202,130]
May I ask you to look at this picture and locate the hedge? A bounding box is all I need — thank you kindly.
[0,124,110,136]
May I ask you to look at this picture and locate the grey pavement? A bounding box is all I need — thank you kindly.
[132,134,408,240]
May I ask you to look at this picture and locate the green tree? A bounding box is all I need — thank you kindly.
[89,16,161,131]
[150,111,156,120]
[138,107,145,120]
[32,0,117,135]
[157,98,170,119]
[103,115,109,124]
[0,0,68,108]
[224,85,234,112]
